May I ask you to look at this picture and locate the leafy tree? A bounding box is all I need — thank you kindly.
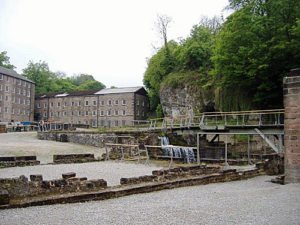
[23,61,106,94]
[212,0,300,110]
[23,61,57,94]
[0,51,15,69]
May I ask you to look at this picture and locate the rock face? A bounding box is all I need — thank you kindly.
[160,84,215,117]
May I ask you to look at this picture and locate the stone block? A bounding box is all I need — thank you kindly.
[30,174,43,182]
[0,189,9,205]
[62,172,76,179]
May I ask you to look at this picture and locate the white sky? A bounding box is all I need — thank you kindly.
[0,0,229,87]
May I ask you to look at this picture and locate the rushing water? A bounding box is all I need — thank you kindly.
[160,137,196,163]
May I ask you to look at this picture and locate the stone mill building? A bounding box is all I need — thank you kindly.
[34,86,149,127]
[0,66,35,122]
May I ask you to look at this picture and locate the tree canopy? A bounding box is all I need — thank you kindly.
[0,51,15,69]
[23,61,106,94]
[144,0,300,114]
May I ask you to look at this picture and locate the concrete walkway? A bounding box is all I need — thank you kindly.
[0,132,105,164]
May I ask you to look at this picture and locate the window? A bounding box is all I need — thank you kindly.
[23,99,26,104]
[122,120,126,126]
[43,112,47,117]
[18,80,21,85]
[101,100,104,105]
[5,86,9,92]
[122,110,126,116]
[64,102,67,106]
[50,112,53,117]
[23,89,26,96]
[142,101,145,106]
[92,120,97,127]
[50,102,54,107]
[23,81,26,87]
[78,101,81,106]
[85,111,89,116]
[85,101,89,106]
[71,111,74,116]
[11,109,14,114]
[0,74,3,80]
[100,111,104,116]
[4,107,8,113]
[44,103,47,108]
[137,110,140,116]
[100,120,104,126]
[72,101,75,106]
[78,111,81,116]
[28,90,31,97]
[0,95,2,101]
[18,98,21,104]
[137,100,139,106]
[93,111,96,116]
[115,100,119,105]
[27,100,30,105]
[27,83,31,89]
[64,111,67,116]
[57,102,61,107]
[115,120,119,127]
[0,85,2,91]
[18,89,21,95]
[5,96,8,101]
[107,100,112,105]
[57,112,60,117]
[115,110,118,116]
[93,100,97,106]
[122,99,126,105]
[107,110,111,116]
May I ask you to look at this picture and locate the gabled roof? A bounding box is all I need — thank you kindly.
[95,86,145,95]
[0,66,35,83]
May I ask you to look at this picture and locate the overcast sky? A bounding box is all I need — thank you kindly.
[0,0,229,87]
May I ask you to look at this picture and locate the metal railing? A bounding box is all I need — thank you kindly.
[148,109,284,130]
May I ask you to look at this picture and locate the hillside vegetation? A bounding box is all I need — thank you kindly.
[144,0,300,115]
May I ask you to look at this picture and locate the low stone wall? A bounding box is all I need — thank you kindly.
[53,154,97,164]
[120,165,221,185]
[0,172,107,205]
[0,156,40,168]
[0,166,263,209]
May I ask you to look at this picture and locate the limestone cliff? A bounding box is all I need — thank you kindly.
[160,83,215,117]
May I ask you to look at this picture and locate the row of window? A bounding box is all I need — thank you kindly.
[40,119,128,128]
[0,107,30,115]
[0,85,31,97]
[0,74,31,88]
[37,99,147,108]
[0,95,31,105]
[43,109,129,118]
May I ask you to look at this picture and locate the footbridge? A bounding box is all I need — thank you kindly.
[148,109,285,160]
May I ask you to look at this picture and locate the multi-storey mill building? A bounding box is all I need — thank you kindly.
[0,66,35,122]
[35,86,149,127]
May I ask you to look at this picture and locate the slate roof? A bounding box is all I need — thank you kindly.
[0,66,34,83]
[94,86,144,95]
[35,87,146,99]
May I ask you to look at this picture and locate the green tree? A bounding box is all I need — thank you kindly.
[0,51,15,69]
[212,0,300,110]
[23,61,57,94]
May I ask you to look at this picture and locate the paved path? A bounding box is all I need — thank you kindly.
[1,175,299,225]
[0,132,104,164]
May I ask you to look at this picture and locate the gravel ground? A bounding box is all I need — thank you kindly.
[0,161,161,186]
[1,175,299,225]
[0,132,104,164]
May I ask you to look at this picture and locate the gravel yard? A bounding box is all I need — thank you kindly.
[1,175,299,225]
[0,161,160,186]
[0,132,104,164]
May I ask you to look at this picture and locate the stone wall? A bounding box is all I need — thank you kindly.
[0,156,40,168]
[0,172,107,201]
[53,154,97,164]
[284,68,300,183]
